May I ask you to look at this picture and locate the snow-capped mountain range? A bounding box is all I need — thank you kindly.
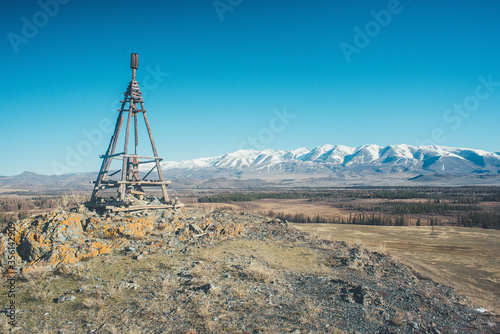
[152,144,500,180]
[2,144,499,191]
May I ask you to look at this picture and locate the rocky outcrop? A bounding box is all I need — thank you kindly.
[0,207,246,273]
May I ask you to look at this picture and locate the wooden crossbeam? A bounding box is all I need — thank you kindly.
[142,164,157,180]
[121,154,163,160]
[117,180,171,185]
[107,169,121,177]
[99,152,125,159]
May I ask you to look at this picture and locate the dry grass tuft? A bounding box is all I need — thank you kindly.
[31,285,49,301]
[40,322,54,334]
[346,237,364,248]
[102,323,120,334]
[54,263,73,276]
[203,319,219,332]
[126,326,143,334]
[388,310,406,327]
[22,264,52,281]
[326,326,349,334]
[244,263,275,283]
[161,277,177,297]
[376,242,388,255]
[104,283,123,298]
[190,263,213,285]
[82,297,105,309]
[300,297,323,325]
[196,297,212,318]
[0,316,10,333]
[228,282,249,299]
[70,192,87,205]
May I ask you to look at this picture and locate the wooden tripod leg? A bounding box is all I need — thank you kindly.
[134,113,138,155]
[119,108,133,201]
[90,110,125,204]
[143,112,169,202]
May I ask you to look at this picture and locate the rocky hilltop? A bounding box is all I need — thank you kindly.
[0,206,244,272]
[0,207,498,333]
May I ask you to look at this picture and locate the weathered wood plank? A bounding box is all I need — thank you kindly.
[99,152,125,159]
[120,154,163,160]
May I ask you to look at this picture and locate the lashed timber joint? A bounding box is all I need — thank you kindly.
[86,53,178,212]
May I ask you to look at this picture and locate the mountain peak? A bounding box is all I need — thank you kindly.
[154,144,500,179]
[18,171,42,179]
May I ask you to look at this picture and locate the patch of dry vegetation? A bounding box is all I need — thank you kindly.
[21,264,52,281]
[192,238,332,275]
[243,263,276,283]
[295,223,500,313]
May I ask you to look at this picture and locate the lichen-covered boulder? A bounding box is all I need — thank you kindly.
[0,211,128,272]
[16,212,85,263]
[0,207,248,274]
[86,215,155,240]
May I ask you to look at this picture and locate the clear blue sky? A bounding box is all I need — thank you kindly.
[1,0,499,175]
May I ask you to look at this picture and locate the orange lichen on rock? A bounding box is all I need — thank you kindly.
[198,217,213,230]
[1,208,251,273]
[0,210,128,271]
[88,216,155,239]
[46,240,119,267]
[47,244,80,266]
[116,217,155,238]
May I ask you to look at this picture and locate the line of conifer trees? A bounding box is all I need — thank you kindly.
[265,210,500,229]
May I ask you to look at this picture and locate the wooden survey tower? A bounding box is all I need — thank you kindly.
[87,53,173,211]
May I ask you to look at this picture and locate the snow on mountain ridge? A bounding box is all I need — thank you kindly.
[343,144,382,166]
[147,144,500,176]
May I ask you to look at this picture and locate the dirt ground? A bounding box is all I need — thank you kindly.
[192,199,500,313]
[294,223,500,314]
